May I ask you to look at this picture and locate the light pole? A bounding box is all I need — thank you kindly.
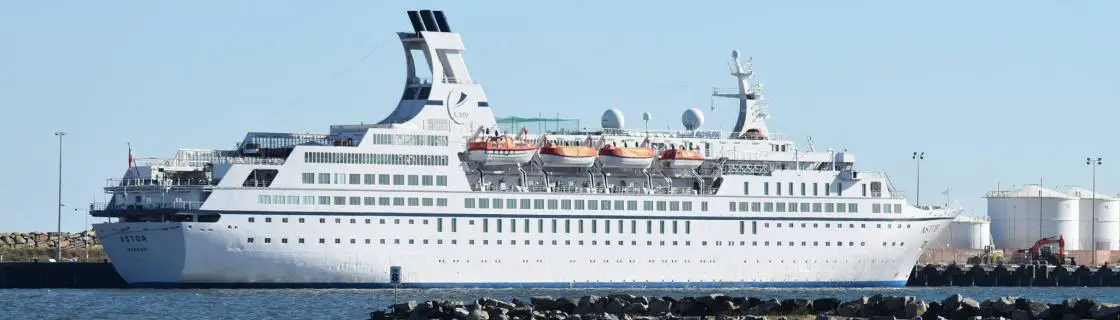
[1087,157,1102,266]
[54,131,65,262]
[912,152,924,207]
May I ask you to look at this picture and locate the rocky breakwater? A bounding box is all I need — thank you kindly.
[0,231,102,261]
[373,294,1120,320]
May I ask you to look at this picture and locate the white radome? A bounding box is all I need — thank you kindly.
[682,108,704,131]
[601,109,625,129]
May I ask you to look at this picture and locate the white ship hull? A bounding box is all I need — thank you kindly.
[93,192,953,288]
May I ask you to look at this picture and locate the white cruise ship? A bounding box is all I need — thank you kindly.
[90,10,959,288]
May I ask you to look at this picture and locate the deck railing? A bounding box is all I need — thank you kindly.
[90,201,204,212]
[106,178,214,188]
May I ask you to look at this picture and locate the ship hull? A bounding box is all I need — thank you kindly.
[95,206,952,288]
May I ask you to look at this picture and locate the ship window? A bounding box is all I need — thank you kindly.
[812,203,823,212]
[451,218,457,232]
[813,183,819,196]
[749,202,760,212]
[656,201,667,211]
[436,175,447,186]
[552,219,558,233]
[407,175,419,185]
[437,198,448,207]
[739,221,744,234]
[659,221,665,233]
[392,174,405,185]
[776,202,786,212]
[701,201,708,211]
[364,174,376,185]
[333,173,346,184]
[825,183,831,196]
[801,183,807,195]
[643,201,654,211]
[422,198,434,206]
[303,196,315,205]
[672,221,678,234]
[836,203,846,213]
[592,220,598,233]
[319,238,325,244]
[849,203,858,212]
[520,199,531,209]
[298,218,305,223]
[364,218,371,224]
[894,204,902,213]
[789,183,795,195]
[872,204,881,213]
[561,200,572,210]
[349,197,361,205]
[333,196,345,205]
[579,220,584,233]
[574,200,585,210]
[302,173,315,184]
[752,221,758,234]
[379,174,390,185]
[483,219,488,232]
[318,173,330,184]
[565,220,571,233]
[763,202,774,212]
[764,182,770,195]
[776,182,782,195]
[407,198,419,206]
[613,200,624,211]
[364,197,376,205]
[319,218,326,223]
[349,174,361,185]
[534,199,545,209]
[744,182,749,195]
[506,199,516,209]
[682,201,691,211]
[631,220,637,233]
[883,204,892,213]
[421,175,433,186]
[626,201,637,210]
[247,238,254,243]
[547,199,558,209]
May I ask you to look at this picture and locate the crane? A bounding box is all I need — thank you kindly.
[1024,234,1067,266]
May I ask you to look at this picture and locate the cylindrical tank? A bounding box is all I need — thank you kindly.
[986,185,1081,250]
[931,215,991,249]
[1066,188,1120,251]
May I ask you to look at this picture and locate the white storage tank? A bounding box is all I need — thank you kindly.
[986,185,1081,250]
[932,215,992,249]
[1065,187,1120,251]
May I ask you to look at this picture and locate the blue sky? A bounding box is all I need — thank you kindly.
[1,1,1117,232]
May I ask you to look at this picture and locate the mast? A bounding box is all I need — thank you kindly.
[713,50,769,139]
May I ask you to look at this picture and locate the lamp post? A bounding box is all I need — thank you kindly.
[54,131,66,262]
[1087,157,1102,266]
[912,152,924,207]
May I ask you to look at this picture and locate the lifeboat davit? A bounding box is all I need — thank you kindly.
[598,144,656,169]
[540,143,597,168]
[467,135,537,166]
[659,148,705,169]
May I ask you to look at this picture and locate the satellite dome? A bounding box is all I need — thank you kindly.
[601,109,625,129]
[642,112,652,122]
[682,108,704,130]
[732,50,740,59]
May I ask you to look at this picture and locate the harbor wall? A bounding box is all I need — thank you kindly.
[0,262,126,288]
[0,231,106,262]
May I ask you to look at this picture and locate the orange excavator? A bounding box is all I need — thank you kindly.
[1023,235,1067,266]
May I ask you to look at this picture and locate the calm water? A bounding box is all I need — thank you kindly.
[2,287,1119,320]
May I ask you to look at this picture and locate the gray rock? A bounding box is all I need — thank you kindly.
[781,298,812,315]
[902,299,928,319]
[1010,309,1028,320]
[624,303,648,315]
[530,296,556,310]
[648,298,671,316]
[1026,302,1048,319]
[554,297,577,314]
[391,301,418,316]
[604,299,628,316]
[1091,303,1120,319]
[812,298,841,313]
[468,309,490,320]
[452,308,470,320]
[943,294,964,311]
[746,299,780,316]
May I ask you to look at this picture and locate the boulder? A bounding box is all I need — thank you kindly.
[812,298,841,313]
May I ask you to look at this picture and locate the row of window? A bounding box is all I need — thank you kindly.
[255,195,449,207]
[369,133,449,146]
[741,220,911,234]
[744,181,887,198]
[729,201,865,213]
[464,198,709,212]
[300,173,448,186]
[304,152,449,166]
[244,237,906,248]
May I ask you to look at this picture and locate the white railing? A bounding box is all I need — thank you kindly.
[106,178,213,188]
[90,201,204,212]
[471,183,705,196]
[442,76,475,84]
[137,155,284,167]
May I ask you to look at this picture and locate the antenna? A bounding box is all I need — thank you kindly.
[642,112,651,136]
[806,136,816,152]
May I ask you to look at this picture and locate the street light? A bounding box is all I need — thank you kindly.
[1087,156,1102,266]
[54,131,65,262]
[912,152,924,207]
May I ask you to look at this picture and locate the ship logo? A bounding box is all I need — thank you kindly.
[446,88,472,124]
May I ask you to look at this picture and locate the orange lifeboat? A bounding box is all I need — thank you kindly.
[659,148,704,169]
[539,138,597,168]
[598,141,656,169]
[467,135,537,166]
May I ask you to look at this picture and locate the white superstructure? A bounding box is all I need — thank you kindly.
[89,10,958,288]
